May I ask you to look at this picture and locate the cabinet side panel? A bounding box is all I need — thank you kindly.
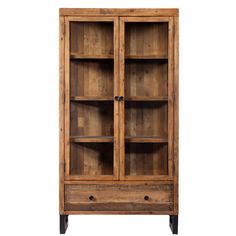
[59,16,65,213]
[173,16,179,214]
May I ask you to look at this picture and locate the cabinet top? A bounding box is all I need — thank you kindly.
[59,8,179,17]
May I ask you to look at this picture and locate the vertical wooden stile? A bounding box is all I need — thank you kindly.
[173,15,179,214]
[114,17,119,180]
[119,18,125,180]
[59,16,65,214]
[64,18,70,176]
[168,17,174,178]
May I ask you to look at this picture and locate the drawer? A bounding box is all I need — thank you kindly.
[65,183,173,212]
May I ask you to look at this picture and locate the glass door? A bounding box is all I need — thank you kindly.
[64,17,119,180]
[119,17,174,180]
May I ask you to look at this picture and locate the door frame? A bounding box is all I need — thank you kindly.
[119,17,174,181]
[64,16,119,181]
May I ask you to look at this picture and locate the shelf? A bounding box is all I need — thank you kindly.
[70,136,114,143]
[71,136,167,143]
[125,96,168,101]
[71,96,114,101]
[125,55,168,59]
[70,53,114,59]
[71,96,168,102]
[125,136,167,143]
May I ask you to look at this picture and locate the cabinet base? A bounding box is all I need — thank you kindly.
[59,214,178,234]
[169,215,178,234]
[60,215,68,234]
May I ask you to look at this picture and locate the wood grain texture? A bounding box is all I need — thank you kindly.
[125,55,168,59]
[70,136,113,143]
[60,8,179,17]
[65,183,173,211]
[125,136,167,143]
[119,18,125,180]
[64,210,174,215]
[59,16,65,214]
[64,180,173,185]
[70,143,113,176]
[70,60,113,97]
[168,17,174,178]
[125,143,168,176]
[125,101,168,137]
[113,17,119,180]
[64,18,70,177]
[60,9,179,216]
[125,21,168,58]
[70,53,113,59]
[65,203,173,211]
[125,96,168,101]
[70,21,114,56]
[173,16,179,214]
[125,60,167,98]
[71,96,113,101]
[70,101,113,136]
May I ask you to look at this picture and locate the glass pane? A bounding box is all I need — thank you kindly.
[69,21,115,177]
[125,143,168,176]
[70,143,113,175]
[124,21,169,178]
[70,22,114,56]
[125,22,168,57]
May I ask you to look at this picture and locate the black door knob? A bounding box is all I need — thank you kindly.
[115,96,124,101]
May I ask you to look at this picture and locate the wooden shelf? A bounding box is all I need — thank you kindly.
[70,53,114,59]
[125,54,168,59]
[71,96,113,101]
[70,136,114,143]
[125,136,168,143]
[71,136,167,143]
[125,96,168,101]
[71,96,168,102]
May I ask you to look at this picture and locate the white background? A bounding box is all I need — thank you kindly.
[0,0,236,235]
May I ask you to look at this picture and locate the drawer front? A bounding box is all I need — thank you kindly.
[65,184,173,212]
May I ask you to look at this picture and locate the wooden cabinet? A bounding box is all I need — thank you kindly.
[59,8,179,234]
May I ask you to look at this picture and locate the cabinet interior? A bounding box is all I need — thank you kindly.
[125,22,168,57]
[70,22,114,57]
[68,20,170,179]
[70,143,113,176]
[125,143,168,176]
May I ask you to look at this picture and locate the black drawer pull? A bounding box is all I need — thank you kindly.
[89,195,95,201]
[144,195,150,201]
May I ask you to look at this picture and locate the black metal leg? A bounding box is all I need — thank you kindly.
[60,215,68,234]
[169,215,178,234]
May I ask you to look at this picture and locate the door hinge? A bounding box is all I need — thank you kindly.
[64,162,66,173]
